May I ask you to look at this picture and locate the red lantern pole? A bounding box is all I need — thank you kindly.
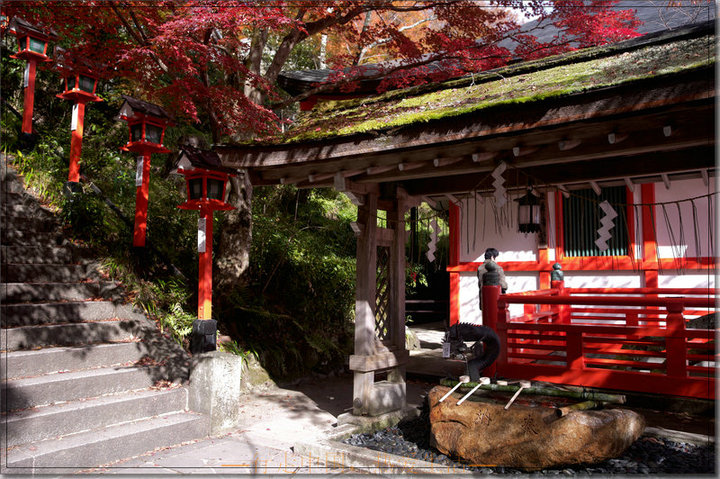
[176,158,234,354]
[198,204,214,320]
[21,59,38,134]
[68,101,86,182]
[133,153,152,247]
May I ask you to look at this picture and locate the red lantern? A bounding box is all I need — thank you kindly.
[56,68,102,185]
[7,17,57,135]
[117,96,173,247]
[175,148,235,353]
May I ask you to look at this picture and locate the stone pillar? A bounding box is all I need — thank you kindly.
[189,351,243,435]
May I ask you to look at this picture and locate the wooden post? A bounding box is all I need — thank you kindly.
[448,202,460,326]
[68,101,86,183]
[389,188,407,350]
[353,192,377,415]
[21,59,37,134]
[496,295,508,373]
[354,192,377,356]
[133,153,152,247]
[665,299,688,378]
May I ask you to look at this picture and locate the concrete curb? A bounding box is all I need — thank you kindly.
[296,419,714,475]
[644,426,715,446]
[295,425,474,475]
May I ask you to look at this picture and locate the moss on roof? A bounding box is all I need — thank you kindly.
[264,32,714,145]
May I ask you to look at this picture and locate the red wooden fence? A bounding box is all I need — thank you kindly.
[484,283,716,399]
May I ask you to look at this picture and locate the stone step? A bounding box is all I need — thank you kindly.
[0,177,27,195]
[5,411,209,473]
[1,202,57,220]
[1,229,68,246]
[2,245,76,265]
[1,342,148,380]
[6,387,189,448]
[2,365,161,411]
[1,262,101,283]
[1,301,145,327]
[1,282,123,303]
[1,215,59,233]
[1,318,144,351]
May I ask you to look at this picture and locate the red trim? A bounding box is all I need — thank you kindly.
[133,153,152,247]
[448,256,716,273]
[449,203,460,266]
[641,183,659,289]
[449,273,460,326]
[448,202,461,326]
[68,102,85,183]
[21,59,36,134]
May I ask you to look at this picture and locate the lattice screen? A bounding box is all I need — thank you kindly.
[375,245,390,339]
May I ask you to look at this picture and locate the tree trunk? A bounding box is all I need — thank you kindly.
[215,169,253,297]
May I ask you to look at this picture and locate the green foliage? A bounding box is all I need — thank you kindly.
[217,186,357,379]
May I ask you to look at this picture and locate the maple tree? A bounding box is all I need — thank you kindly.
[3,0,646,287]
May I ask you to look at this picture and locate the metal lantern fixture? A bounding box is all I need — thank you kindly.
[117,95,174,247]
[515,188,542,233]
[7,17,57,136]
[175,147,235,353]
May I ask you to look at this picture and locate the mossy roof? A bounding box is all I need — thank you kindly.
[255,23,715,146]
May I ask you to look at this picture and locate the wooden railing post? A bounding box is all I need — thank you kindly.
[496,296,509,374]
[482,261,503,377]
[665,299,688,378]
[550,263,570,324]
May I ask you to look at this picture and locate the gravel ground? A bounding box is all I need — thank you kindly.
[343,402,716,475]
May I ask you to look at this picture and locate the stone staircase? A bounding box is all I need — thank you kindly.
[1,163,210,473]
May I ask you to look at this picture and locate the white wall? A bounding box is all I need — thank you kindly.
[458,271,539,324]
[562,271,643,289]
[654,178,717,259]
[658,270,716,289]
[458,193,538,264]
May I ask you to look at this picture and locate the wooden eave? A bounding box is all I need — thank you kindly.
[217,65,714,197]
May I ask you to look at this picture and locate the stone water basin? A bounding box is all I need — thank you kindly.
[429,384,645,470]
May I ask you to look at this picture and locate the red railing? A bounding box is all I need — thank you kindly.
[483,283,716,399]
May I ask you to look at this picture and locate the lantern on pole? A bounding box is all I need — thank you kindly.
[117,95,174,247]
[515,188,542,233]
[7,17,57,138]
[175,147,235,353]
[56,51,102,189]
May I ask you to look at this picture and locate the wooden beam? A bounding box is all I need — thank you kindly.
[661,173,671,189]
[472,151,498,162]
[404,144,714,196]
[398,161,426,171]
[701,169,709,186]
[558,139,582,151]
[366,165,395,175]
[434,157,462,167]
[607,132,628,145]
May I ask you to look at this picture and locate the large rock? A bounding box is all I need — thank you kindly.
[429,385,645,470]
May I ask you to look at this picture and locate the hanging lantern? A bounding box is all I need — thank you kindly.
[515,188,542,233]
[175,147,235,353]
